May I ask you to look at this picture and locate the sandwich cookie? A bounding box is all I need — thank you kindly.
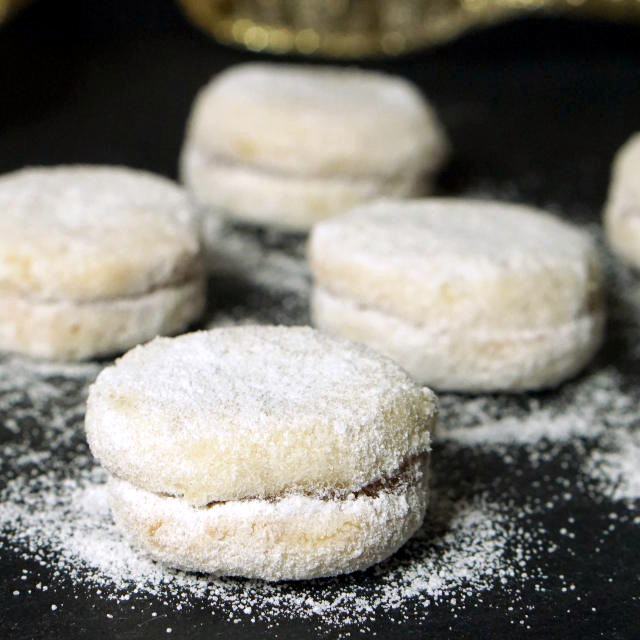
[309,199,605,392]
[180,63,448,231]
[85,326,437,580]
[604,132,640,269]
[0,166,205,360]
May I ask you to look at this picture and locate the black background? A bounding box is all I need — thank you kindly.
[1,1,640,638]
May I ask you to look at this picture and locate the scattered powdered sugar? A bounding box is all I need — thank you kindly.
[1,458,530,628]
[1,225,639,633]
[0,348,548,631]
[0,355,99,466]
[200,217,311,329]
[201,215,311,297]
[584,428,640,506]
[435,243,640,514]
[438,367,636,447]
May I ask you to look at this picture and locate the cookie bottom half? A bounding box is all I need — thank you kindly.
[605,202,640,270]
[312,286,604,392]
[181,146,427,231]
[0,278,205,361]
[108,455,429,581]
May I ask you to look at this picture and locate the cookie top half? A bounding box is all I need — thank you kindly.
[0,166,202,302]
[309,199,603,331]
[85,326,437,506]
[183,63,447,179]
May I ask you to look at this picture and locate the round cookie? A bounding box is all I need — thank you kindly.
[309,199,605,392]
[0,166,205,360]
[604,132,640,269]
[180,63,448,231]
[86,326,437,580]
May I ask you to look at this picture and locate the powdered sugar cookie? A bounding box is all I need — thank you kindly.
[604,133,640,269]
[309,199,605,392]
[86,326,437,580]
[181,63,448,231]
[0,166,205,360]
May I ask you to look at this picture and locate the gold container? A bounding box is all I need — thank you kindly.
[0,0,30,24]
[179,0,640,57]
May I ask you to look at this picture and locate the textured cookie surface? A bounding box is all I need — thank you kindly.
[108,455,429,581]
[310,199,604,391]
[86,326,437,505]
[605,132,640,268]
[180,145,424,230]
[0,166,202,301]
[313,286,604,392]
[310,199,603,330]
[183,63,447,179]
[181,64,448,230]
[0,280,205,361]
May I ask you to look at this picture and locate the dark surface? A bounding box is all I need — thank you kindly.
[1,1,640,639]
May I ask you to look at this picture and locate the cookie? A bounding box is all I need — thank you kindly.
[604,132,640,268]
[180,63,448,231]
[85,326,437,580]
[0,166,205,360]
[309,199,605,392]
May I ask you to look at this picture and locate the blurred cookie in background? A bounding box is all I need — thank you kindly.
[0,166,205,361]
[605,133,640,269]
[181,63,448,232]
[309,198,605,392]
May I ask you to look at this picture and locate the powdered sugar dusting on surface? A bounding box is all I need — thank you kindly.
[439,367,635,446]
[1,227,639,634]
[584,428,640,506]
[2,459,525,628]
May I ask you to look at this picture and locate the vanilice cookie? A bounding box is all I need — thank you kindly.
[0,166,205,360]
[604,133,640,268]
[181,63,448,231]
[85,326,437,580]
[310,199,605,392]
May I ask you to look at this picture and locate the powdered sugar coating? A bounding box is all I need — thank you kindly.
[180,146,425,231]
[310,198,603,330]
[1,230,638,629]
[181,63,448,230]
[0,280,205,361]
[86,326,437,505]
[310,199,604,390]
[108,455,429,581]
[0,166,202,301]
[313,286,604,392]
[604,132,640,269]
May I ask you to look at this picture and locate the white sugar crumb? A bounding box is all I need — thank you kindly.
[440,367,634,446]
[201,215,310,296]
[584,428,640,504]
